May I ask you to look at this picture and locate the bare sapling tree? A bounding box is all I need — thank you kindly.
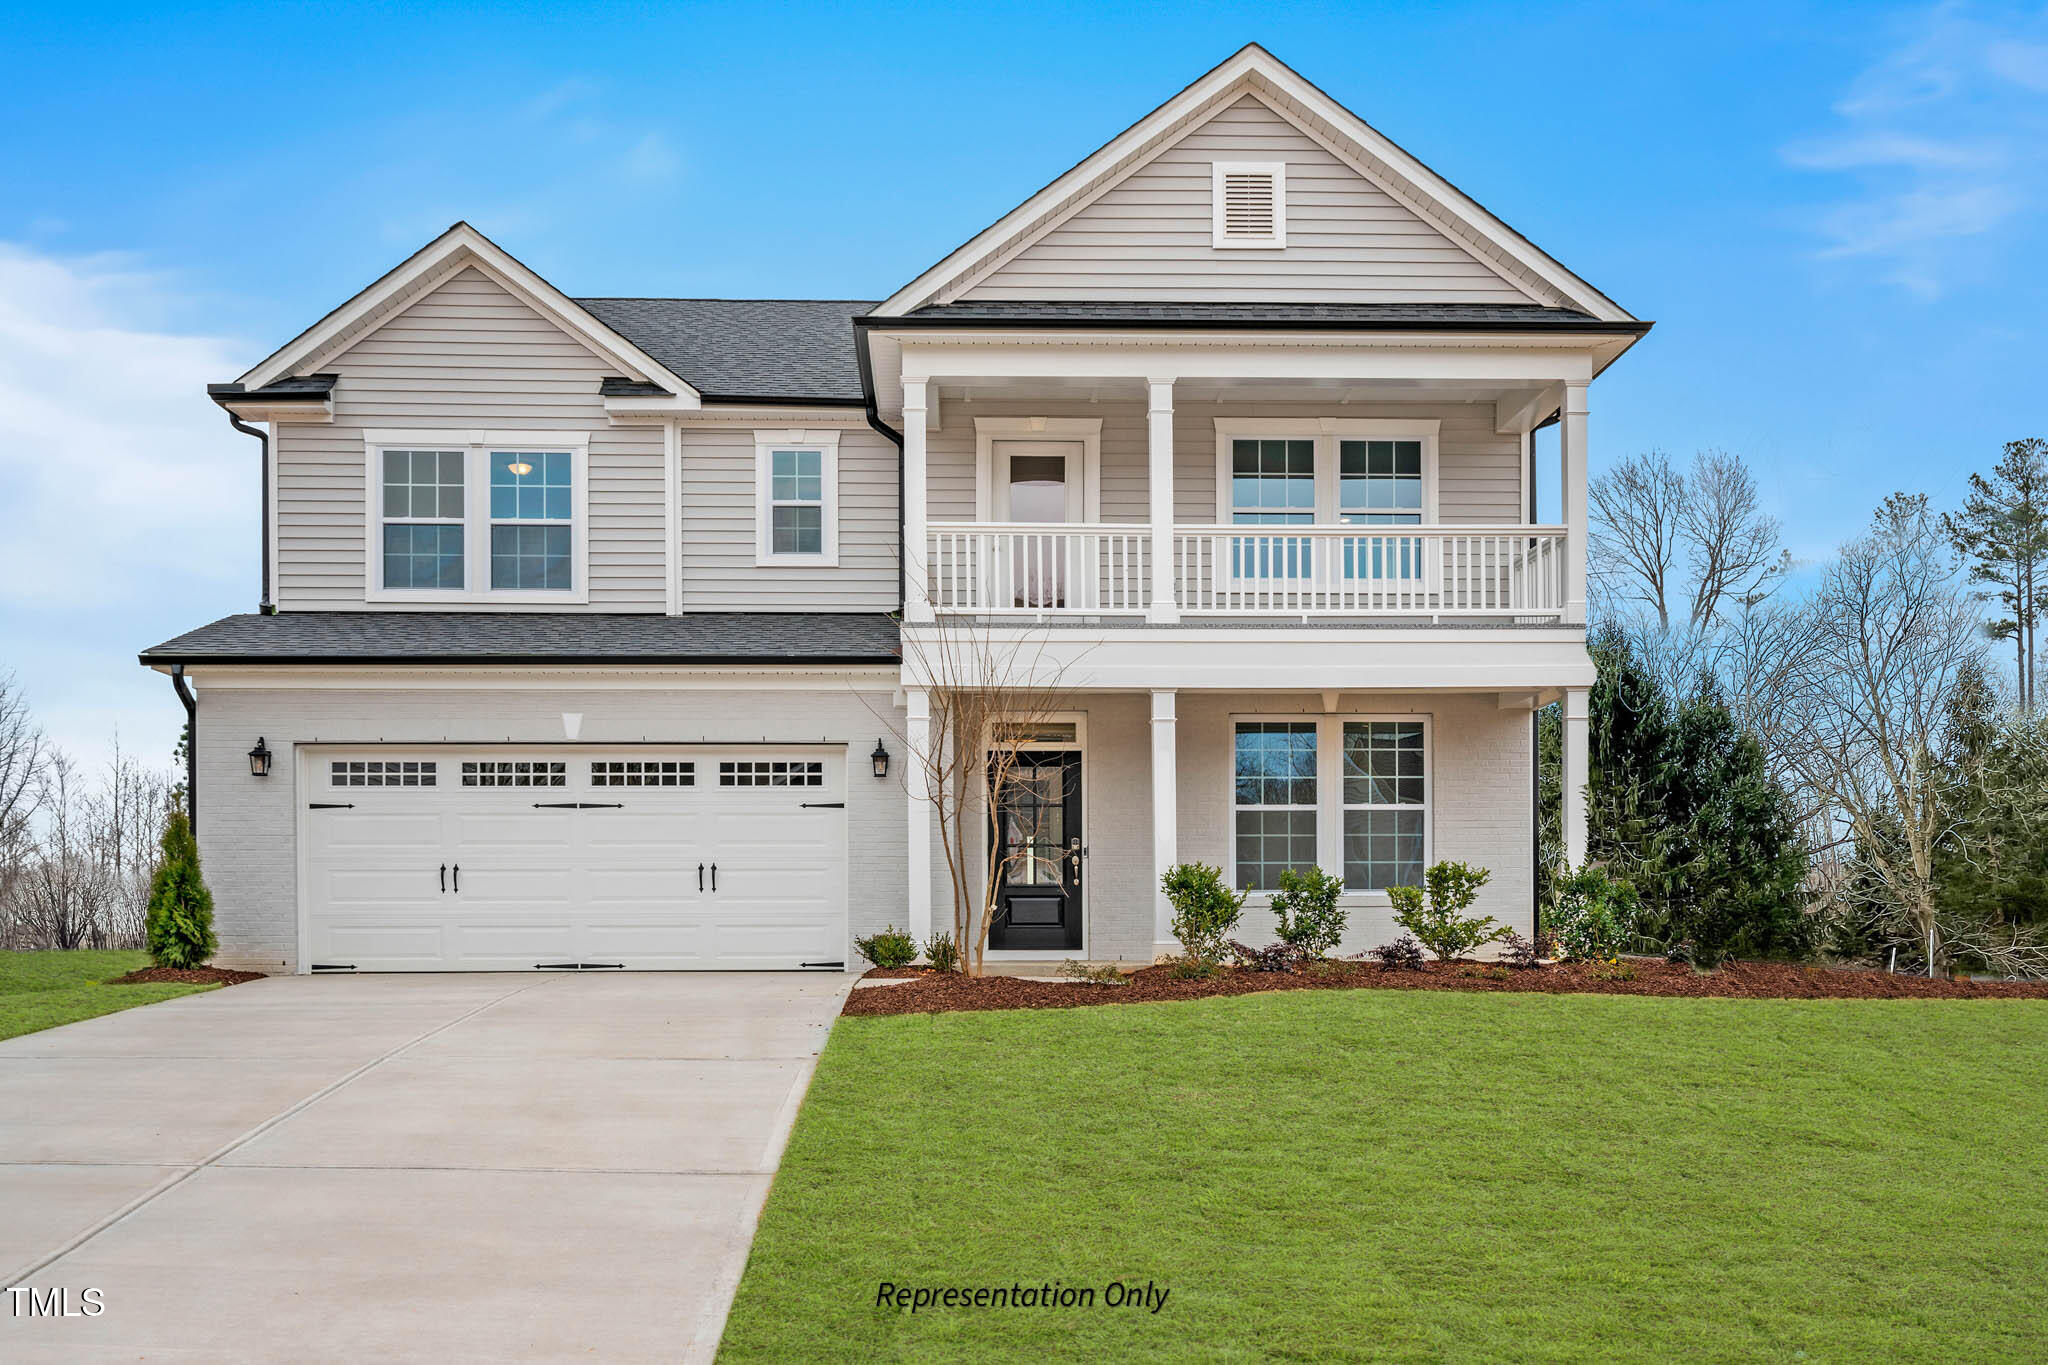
[8,754,116,950]
[1681,449,1793,625]
[882,620,1083,977]
[1791,494,1986,973]
[1589,450,1686,629]
[1942,437,2048,711]
[0,673,47,911]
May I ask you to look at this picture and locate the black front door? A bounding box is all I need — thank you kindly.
[989,750,1083,951]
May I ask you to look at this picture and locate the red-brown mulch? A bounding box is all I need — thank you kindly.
[845,957,2048,1017]
[108,965,266,987]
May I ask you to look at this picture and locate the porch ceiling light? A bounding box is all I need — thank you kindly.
[506,459,534,477]
[247,736,273,778]
[871,739,890,780]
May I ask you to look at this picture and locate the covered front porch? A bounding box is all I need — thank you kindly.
[898,683,1594,964]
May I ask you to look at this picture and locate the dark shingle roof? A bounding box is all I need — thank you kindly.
[140,613,901,666]
[575,299,876,404]
[206,373,339,401]
[878,301,1647,331]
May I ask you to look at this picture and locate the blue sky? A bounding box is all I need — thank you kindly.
[2,0,2045,773]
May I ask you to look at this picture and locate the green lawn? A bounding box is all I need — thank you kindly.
[0,949,216,1041]
[720,990,2048,1363]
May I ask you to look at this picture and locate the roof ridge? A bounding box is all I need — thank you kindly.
[575,296,878,304]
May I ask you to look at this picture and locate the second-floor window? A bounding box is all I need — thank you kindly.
[367,431,588,602]
[754,430,840,566]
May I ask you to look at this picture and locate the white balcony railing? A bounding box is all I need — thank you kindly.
[926,524,1151,614]
[924,523,1567,618]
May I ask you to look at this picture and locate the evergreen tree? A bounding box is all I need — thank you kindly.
[1943,438,2048,710]
[146,806,217,968]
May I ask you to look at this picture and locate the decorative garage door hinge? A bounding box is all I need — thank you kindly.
[307,802,355,809]
[529,802,626,809]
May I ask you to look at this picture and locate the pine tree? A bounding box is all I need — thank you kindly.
[1943,439,2048,710]
[146,806,217,968]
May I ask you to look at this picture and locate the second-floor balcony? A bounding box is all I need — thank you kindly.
[925,522,1568,621]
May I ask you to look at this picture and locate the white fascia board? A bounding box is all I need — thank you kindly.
[180,665,900,691]
[237,223,702,403]
[896,339,1597,384]
[871,44,1635,323]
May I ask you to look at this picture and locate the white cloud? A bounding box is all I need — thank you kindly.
[619,132,681,184]
[1784,2,2048,296]
[0,245,245,607]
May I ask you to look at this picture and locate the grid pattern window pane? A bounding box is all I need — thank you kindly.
[590,760,695,787]
[1233,722,1318,891]
[460,761,567,787]
[769,449,825,555]
[383,450,463,520]
[718,759,824,788]
[1340,440,1424,579]
[382,524,464,590]
[1231,439,1315,580]
[1342,722,1426,890]
[491,525,571,590]
[330,760,437,788]
[489,451,572,521]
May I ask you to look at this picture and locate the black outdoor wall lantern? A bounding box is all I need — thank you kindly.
[248,737,273,778]
[871,739,890,779]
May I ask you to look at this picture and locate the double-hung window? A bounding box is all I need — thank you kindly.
[1340,439,1425,582]
[1232,716,1431,895]
[367,431,588,602]
[1229,438,1315,580]
[754,430,840,565]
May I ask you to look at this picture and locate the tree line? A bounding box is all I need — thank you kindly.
[1556,437,2048,977]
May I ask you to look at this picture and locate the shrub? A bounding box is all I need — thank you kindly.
[1160,862,1245,967]
[1057,959,1127,985]
[1389,861,1504,962]
[922,930,959,974]
[853,926,917,969]
[146,808,216,969]
[1228,940,1300,973]
[1270,866,1347,959]
[1368,935,1426,971]
[1548,865,1643,963]
[1500,930,1557,969]
[1163,954,1221,980]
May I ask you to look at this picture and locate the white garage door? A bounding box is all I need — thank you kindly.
[301,747,847,971]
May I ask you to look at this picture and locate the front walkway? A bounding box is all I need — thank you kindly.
[0,970,851,1363]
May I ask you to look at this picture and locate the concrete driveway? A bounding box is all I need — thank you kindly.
[0,970,851,1363]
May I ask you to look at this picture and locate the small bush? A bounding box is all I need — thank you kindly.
[1057,959,1127,985]
[1500,930,1557,969]
[1368,935,1426,971]
[1228,940,1301,973]
[1162,954,1221,980]
[853,926,917,969]
[146,808,216,969]
[922,931,960,973]
[1270,866,1347,959]
[1160,862,1246,967]
[1389,861,1504,962]
[1548,866,1643,963]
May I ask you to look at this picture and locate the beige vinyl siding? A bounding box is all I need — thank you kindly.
[678,425,898,611]
[959,95,1541,305]
[924,398,1522,525]
[273,266,665,610]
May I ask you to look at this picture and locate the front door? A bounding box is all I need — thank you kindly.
[989,749,1083,951]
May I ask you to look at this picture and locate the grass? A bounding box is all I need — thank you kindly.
[0,949,216,1042]
[720,990,2048,1363]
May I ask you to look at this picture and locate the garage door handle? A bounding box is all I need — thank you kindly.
[711,863,717,892]
[452,864,460,893]
[439,863,446,893]
[698,862,704,892]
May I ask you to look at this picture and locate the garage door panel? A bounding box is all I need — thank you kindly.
[304,746,846,971]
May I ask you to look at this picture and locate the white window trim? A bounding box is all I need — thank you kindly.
[1212,418,1440,525]
[364,429,591,605]
[1212,160,1287,250]
[754,429,842,566]
[1227,713,1433,904]
[972,417,1103,523]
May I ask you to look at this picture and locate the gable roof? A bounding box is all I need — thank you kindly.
[871,44,1634,322]
[577,299,874,404]
[234,222,702,400]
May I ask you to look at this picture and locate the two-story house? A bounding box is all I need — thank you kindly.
[143,45,1646,973]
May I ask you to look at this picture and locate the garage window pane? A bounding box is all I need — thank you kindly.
[591,760,695,787]
[718,759,824,788]
[460,761,567,787]
[330,760,437,788]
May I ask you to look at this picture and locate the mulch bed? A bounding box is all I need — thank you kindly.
[845,957,2048,1017]
[108,966,267,987]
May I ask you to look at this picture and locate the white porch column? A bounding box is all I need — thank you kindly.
[1146,378,1179,623]
[1150,689,1178,952]
[1563,686,1589,871]
[905,687,933,940]
[902,377,933,623]
[1560,382,1589,624]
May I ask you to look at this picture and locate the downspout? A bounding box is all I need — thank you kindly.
[224,412,276,614]
[171,664,197,834]
[851,315,907,611]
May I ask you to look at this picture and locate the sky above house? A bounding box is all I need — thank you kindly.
[2,0,2045,776]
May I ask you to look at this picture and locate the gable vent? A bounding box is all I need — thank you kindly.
[1212,161,1286,249]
